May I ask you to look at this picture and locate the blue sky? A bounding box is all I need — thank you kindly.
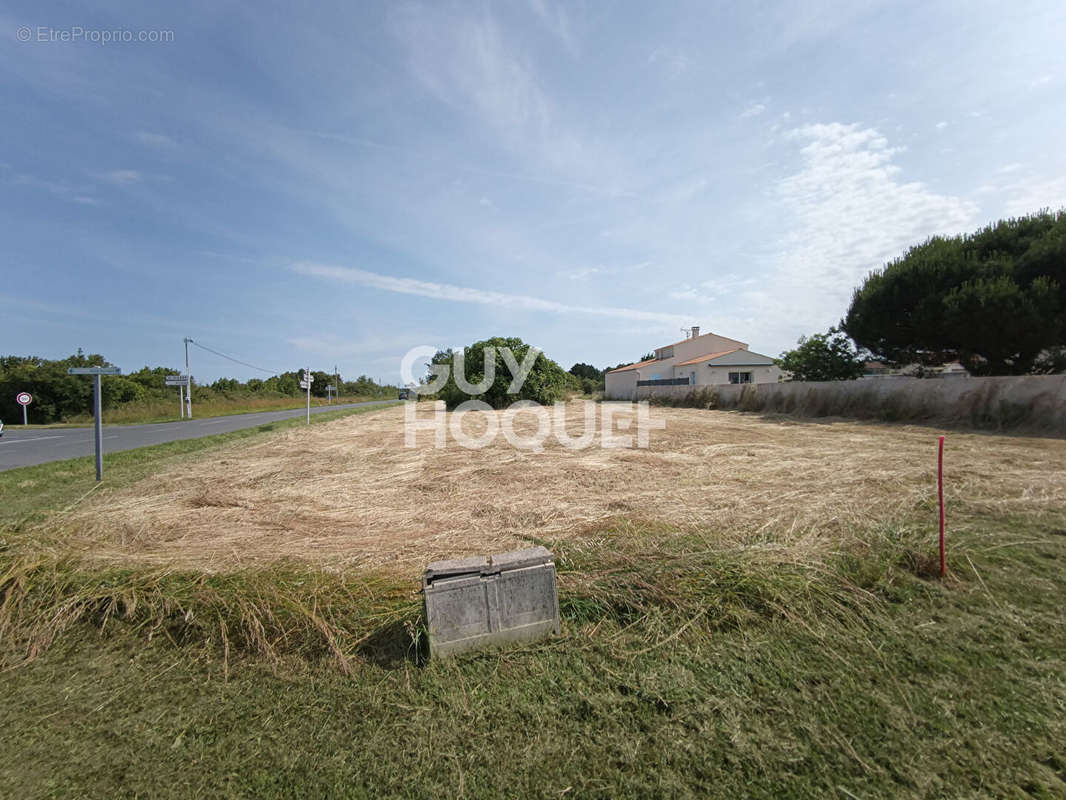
[2,1,1064,383]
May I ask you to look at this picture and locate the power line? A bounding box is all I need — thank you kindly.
[188,339,282,375]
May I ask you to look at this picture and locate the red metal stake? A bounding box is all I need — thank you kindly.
[938,435,946,578]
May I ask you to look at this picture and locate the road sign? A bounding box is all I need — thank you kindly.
[299,380,310,389]
[16,391,32,425]
[67,368,121,480]
[325,384,336,391]
[67,366,122,375]
[165,375,191,386]
[302,374,314,383]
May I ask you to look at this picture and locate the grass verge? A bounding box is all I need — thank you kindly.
[0,403,398,529]
[1,511,1065,796]
[54,394,393,426]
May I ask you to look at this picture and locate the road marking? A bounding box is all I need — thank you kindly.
[0,435,65,445]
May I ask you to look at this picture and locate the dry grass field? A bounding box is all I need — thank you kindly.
[4,402,1066,797]
[51,401,1066,575]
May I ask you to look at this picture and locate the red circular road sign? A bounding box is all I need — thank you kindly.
[16,392,32,406]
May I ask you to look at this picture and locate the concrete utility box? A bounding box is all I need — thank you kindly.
[423,546,561,658]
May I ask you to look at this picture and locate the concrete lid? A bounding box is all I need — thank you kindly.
[424,555,490,580]
[425,546,554,581]
[487,546,554,573]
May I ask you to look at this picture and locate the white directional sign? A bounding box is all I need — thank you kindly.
[303,367,313,424]
[165,375,191,386]
[67,366,122,375]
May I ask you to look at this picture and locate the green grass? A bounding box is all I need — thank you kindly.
[1,515,1064,797]
[1,412,1064,797]
[0,402,398,529]
[25,394,393,427]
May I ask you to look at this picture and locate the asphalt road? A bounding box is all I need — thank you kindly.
[0,401,393,472]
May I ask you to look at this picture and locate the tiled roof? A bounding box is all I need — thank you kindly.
[660,331,748,350]
[675,348,744,366]
[606,357,659,374]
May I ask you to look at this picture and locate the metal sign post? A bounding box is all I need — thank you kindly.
[16,392,32,425]
[325,384,336,404]
[165,375,192,419]
[300,369,314,424]
[68,366,121,481]
[183,338,193,419]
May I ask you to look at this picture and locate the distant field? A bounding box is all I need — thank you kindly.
[1,403,1065,797]
[55,393,391,426]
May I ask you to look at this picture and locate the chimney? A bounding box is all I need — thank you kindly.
[691,326,700,338]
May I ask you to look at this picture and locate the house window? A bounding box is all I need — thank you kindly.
[728,371,753,384]
[655,346,674,360]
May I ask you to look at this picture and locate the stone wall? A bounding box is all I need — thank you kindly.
[634,375,1066,434]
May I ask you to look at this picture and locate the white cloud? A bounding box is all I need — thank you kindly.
[10,173,100,205]
[287,331,443,357]
[740,102,767,119]
[135,131,178,150]
[751,122,978,340]
[98,169,142,185]
[390,7,552,146]
[935,121,948,130]
[648,47,693,77]
[528,0,578,55]
[292,261,688,325]
[388,5,629,196]
[561,266,605,281]
[1000,175,1066,217]
[558,260,650,281]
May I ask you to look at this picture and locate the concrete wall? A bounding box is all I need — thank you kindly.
[634,375,1066,434]
[604,368,639,400]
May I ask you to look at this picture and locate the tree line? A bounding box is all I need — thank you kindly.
[0,350,396,423]
[780,209,1066,379]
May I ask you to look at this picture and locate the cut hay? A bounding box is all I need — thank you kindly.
[31,402,1066,575]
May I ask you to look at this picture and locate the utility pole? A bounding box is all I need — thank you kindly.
[184,337,193,419]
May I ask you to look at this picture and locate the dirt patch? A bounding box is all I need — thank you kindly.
[53,403,1066,573]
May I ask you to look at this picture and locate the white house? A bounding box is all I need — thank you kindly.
[605,326,782,399]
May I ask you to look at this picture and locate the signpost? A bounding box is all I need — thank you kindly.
[301,369,313,424]
[165,375,191,419]
[325,384,336,404]
[67,366,122,481]
[16,392,32,425]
